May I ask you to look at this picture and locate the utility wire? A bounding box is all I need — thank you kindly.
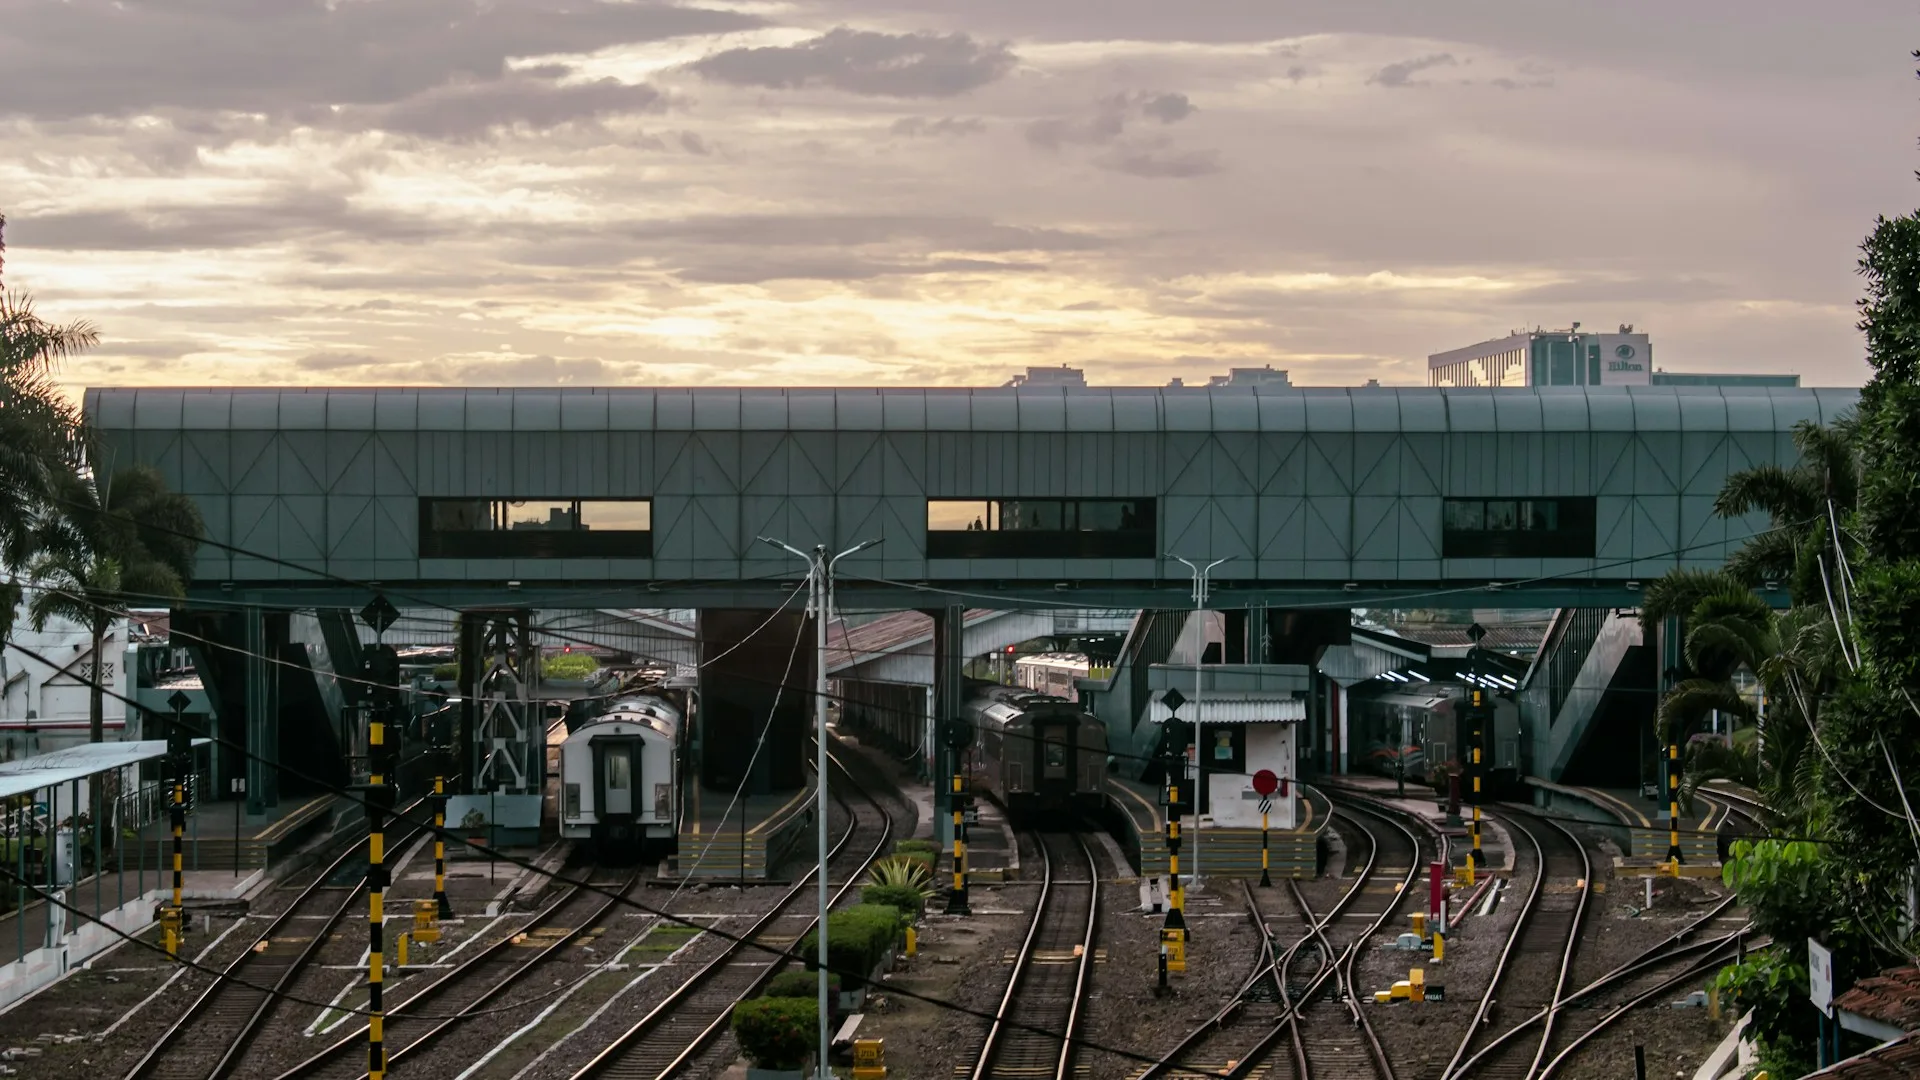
[0,635,1224,1076]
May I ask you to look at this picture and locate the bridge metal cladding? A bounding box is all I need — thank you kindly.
[84,385,1858,609]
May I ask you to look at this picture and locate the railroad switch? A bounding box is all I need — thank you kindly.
[851,1038,887,1079]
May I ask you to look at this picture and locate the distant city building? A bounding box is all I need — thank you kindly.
[1004,364,1087,388]
[1429,324,1653,388]
[1649,371,1800,388]
[1430,325,1800,389]
[1169,365,1294,389]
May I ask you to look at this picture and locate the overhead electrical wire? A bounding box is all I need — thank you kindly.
[0,634,1226,1076]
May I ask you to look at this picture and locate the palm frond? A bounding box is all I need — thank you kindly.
[1792,419,1860,510]
[1722,529,1800,589]
[1658,678,1754,741]
[1714,464,1818,525]
[1640,568,1742,631]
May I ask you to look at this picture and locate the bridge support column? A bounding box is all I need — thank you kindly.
[928,604,965,849]
[243,608,282,817]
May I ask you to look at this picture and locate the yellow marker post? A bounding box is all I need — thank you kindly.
[1667,742,1684,865]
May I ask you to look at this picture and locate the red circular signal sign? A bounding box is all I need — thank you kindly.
[1251,769,1279,796]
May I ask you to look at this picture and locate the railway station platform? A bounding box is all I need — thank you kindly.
[1317,774,1515,872]
[667,781,816,881]
[1527,779,1725,875]
[0,867,261,1011]
[125,793,339,876]
[1112,776,1330,882]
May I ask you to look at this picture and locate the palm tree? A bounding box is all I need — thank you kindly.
[1713,419,1858,599]
[0,289,95,640]
[27,464,204,742]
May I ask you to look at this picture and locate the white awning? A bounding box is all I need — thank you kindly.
[0,738,210,801]
[1147,695,1305,725]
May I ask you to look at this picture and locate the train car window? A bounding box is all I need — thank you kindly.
[1441,497,1594,558]
[926,497,1156,558]
[419,498,653,557]
[606,751,631,791]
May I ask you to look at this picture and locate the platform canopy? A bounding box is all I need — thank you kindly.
[0,738,209,801]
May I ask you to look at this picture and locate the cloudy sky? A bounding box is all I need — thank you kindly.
[1,0,1913,392]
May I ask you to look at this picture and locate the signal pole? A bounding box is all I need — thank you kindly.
[360,596,400,1080]
[1166,553,1229,888]
[758,535,880,1080]
[163,690,193,957]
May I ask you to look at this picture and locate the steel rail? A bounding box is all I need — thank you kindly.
[1538,931,1759,1078]
[1224,801,1426,1080]
[125,796,436,1080]
[1137,801,1384,1079]
[1449,892,1742,1072]
[570,749,894,1080]
[271,866,644,1079]
[1441,808,1592,1080]
[969,830,1101,1080]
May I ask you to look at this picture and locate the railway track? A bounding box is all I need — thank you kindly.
[569,751,895,1080]
[124,799,434,1080]
[1441,807,1592,1080]
[1141,793,1434,1080]
[969,829,1101,1080]
[271,864,644,1080]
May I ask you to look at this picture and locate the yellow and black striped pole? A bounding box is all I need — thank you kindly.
[946,772,969,915]
[368,707,388,1080]
[432,705,453,918]
[1167,780,1186,936]
[163,695,191,957]
[1667,742,1683,870]
[1466,691,1483,886]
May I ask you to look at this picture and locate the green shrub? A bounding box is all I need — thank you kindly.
[798,903,902,986]
[890,845,938,878]
[431,663,460,682]
[764,969,840,999]
[861,883,925,918]
[731,996,816,1070]
[865,855,935,900]
[893,839,939,856]
[542,653,600,680]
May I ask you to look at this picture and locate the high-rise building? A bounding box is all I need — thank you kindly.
[1429,323,1652,388]
[1004,364,1088,388]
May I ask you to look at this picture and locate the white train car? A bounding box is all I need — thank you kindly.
[558,694,680,858]
[1011,652,1091,699]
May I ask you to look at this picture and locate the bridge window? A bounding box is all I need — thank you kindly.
[1442,497,1593,558]
[926,498,1156,558]
[419,498,653,558]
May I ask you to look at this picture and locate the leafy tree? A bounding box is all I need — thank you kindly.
[0,236,95,640]
[28,464,203,742]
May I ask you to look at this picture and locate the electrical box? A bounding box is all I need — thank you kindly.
[413,899,441,943]
[852,1038,886,1079]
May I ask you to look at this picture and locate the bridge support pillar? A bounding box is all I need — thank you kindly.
[928,603,965,849]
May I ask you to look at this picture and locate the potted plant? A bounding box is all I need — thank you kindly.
[460,807,488,847]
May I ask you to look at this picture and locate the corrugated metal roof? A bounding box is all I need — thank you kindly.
[0,738,211,800]
[1146,695,1305,725]
[826,609,997,670]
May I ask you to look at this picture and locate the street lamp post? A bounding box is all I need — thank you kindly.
[1167,553,1229,888]
[760,534,881,1080]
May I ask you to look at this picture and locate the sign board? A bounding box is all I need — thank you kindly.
[1810,938,1835,1017]
[1258,797,1272,816]
[1251,769,1279,796]
[1161,928,1187,973]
